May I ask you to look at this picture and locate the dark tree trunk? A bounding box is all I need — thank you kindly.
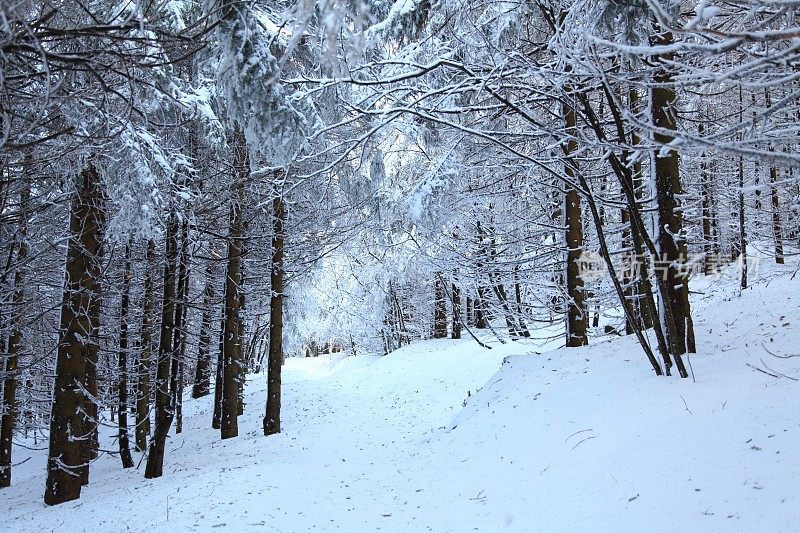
[192,251,216,399]
[651,27,693,377]
[475,288,489,329]
[738,155,748,288]
[236,227,247,416]
[764,90,785,265]
[433,275,447,338]
[79,254,103,486]
[135,239,155,452]
[620,89,652,334]
[212,312,224,429]
[474,220,493,330]
[564,98,588,347]
[489,274,523,338]
[737,88,748,289]
[220,198,244,439]
[45,164,106,505]
[172,220,189,435]
[118,241,134,469]
[144,209,179,479]
[264,193,285,436]
[0,179,29,488]
[512,267,530,337]
[451,279,461,340]
[770,166,785,265]
[700,124,716,275]
[221,127,248,440]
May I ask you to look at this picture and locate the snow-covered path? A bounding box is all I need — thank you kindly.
[2,338,525,531]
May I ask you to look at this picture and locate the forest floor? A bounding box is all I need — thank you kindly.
[2,255,799,532]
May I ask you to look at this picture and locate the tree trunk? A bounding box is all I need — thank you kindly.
[700,124,716,275]
[45,164,106,505]
[220,199,244,439]
[135,239,155,452]
[770,166,785,265]
[651,27,693,377]
[737,88,748,289]
[221,126,248,440]
[0,179,29,488]
[619,88,653,334]
[764,90,785,265]
[564,99,588,347]
[236,226,247,416]
[118,241,134,468]
[474,289,488,329]
[172,219,189,435]
[474,221,492,330]
[512,267,530,337]
[143,209,179,479]
[451,278,461,340]
[80,250,103,486]
[264,193,285,436]
[433,274,447,338]
[192,251,216,398]
[212,311,225,429]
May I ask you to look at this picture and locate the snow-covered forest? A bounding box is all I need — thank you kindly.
[1,0,799,530]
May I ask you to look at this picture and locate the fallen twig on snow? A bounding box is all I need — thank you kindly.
[746,362,798,381]
[761,341,800,359]
[571,435,596,450]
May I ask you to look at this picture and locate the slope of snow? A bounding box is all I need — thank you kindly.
[2,259,798,531]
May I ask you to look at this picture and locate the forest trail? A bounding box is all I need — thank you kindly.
[2,336,526,531]
[2,261,799,532]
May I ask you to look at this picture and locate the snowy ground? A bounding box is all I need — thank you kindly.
[2,258,799,531]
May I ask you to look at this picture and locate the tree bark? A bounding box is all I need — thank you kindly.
[172,219,189,435]
[0,178,29,488]
[433,274,447,338]
[143,209,178,479]
[192,250,216,398]
[764,90,785,265]
[264,193,285,436]
[220,126,248,440]
[220,199,244,439]
[451,278,461,340]
[212,311,225,429]
[651,27,693,376]
[737,87,748,289]
[564,98,588,347]
[45,164,106,505]
[135,239,155,452]
[79,247,103,486]
[700,123,717,275]
[118,241,134,468]
[770,166,785,265]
